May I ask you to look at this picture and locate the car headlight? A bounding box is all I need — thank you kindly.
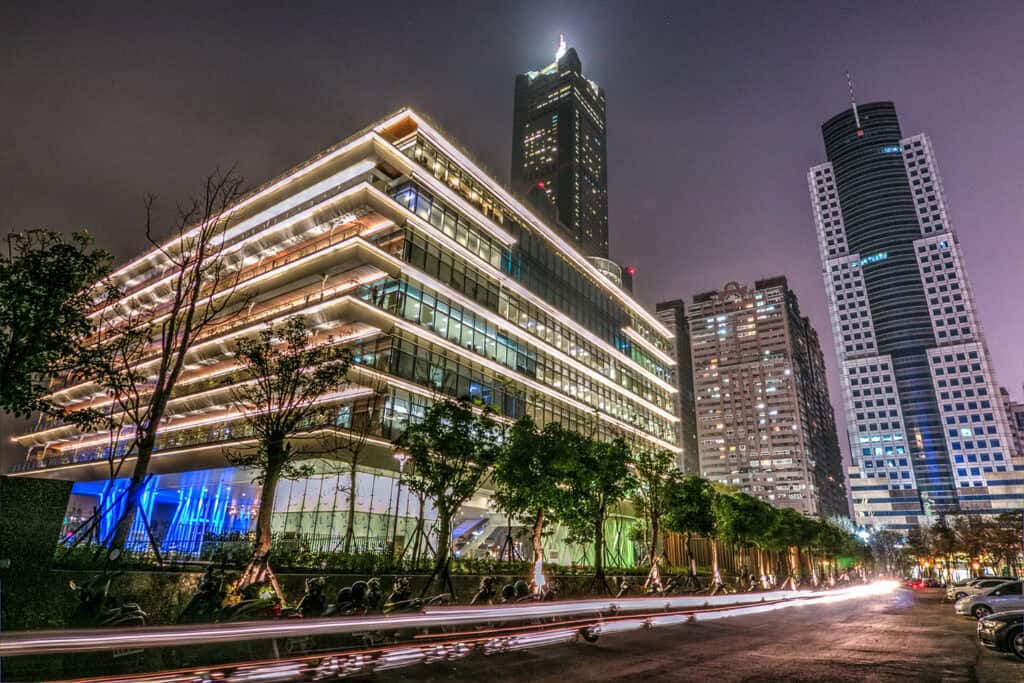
[978,616,1010,631]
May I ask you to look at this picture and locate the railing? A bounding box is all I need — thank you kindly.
[87,215,377,347]
[90,173,385,320]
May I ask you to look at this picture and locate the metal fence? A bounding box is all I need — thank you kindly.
[61,528,412,566]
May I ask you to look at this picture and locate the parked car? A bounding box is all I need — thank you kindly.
[977,610,1024,660]
[948,577,990,601]
[949,577,1015,603]
[955,580,1023,619]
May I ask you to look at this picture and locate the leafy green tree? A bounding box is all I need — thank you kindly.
[663,475,716,588]
[752,505,782,586]
[767,507,813,589]
[395,397,503,596]
[560,435,635,592]
[806,519,849,583]
[491,416,574,563]
[868,529,907,576]
[988,512,1023,577]
[953,515,989,577]
[0,229,111,416]
[226,316,352,593]
[904,524,932,566]
[713,490,777,586]
[930,515,958,579]
[631,449,679,567]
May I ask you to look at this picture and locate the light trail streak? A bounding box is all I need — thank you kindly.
[3,582,898,660]
[46,582,900,683]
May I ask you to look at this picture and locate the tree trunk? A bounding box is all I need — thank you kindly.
[531,508,545,563]
[757,547,766,588]
[648,517,659,567]
[252,442,285,562]
[237,436,285,598]
[409,493,427,567]
[107,439,155,552]
[425,512,452,596]
[685,532,697,579]
[435,513,451,568]
[711,539,722,586]
[342,456,359,554]
[593,516,606,591]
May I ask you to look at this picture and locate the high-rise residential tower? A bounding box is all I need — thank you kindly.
[656,299,698,474]
[810,100,1022,529]
[687,278,848,518]
[512,36,608,258]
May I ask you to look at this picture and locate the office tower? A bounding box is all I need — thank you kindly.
[12,109,678,563]
[656,299,698,474]
[512,36,609,258]
[810,100,1022,529]
[687,278,848,517]
[1000,387,1024,461]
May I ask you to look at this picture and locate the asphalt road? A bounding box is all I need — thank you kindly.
[376,588,1022,682]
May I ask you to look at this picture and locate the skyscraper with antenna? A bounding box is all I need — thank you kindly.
[809,97,1022,529]
[511,36,609,258]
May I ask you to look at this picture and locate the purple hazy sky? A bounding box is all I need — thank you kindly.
[3,0,1023,469]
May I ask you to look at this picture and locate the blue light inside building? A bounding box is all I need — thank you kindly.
[68,467,257,553]
[858,251,888,266]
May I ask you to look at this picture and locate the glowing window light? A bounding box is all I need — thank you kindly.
[858,252,888,266]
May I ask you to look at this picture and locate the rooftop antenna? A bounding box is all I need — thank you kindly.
[846,70,863,133]
[555,34,567,61]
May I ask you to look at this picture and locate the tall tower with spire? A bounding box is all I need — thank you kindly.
[511,36,609,258]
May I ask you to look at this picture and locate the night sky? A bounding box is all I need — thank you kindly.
[3,1,1023,470]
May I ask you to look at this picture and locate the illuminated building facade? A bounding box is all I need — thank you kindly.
[512,37,609,258]
[687,279,847,517]
[12,109,678,561]
[655,299,698,474]
[810,101,1023,529]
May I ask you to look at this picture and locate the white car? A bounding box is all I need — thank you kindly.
[955,580,1023,619]
[948,577,1015,602]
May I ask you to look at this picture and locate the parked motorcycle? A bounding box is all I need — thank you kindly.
[323,578,386,616]
[296,576,328,617]
[470,576,498,605]
[68,569,149,672]
[220,581,285,621]
[69,572,148,630]
[383,577,450,614]
[178,564,228,623]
